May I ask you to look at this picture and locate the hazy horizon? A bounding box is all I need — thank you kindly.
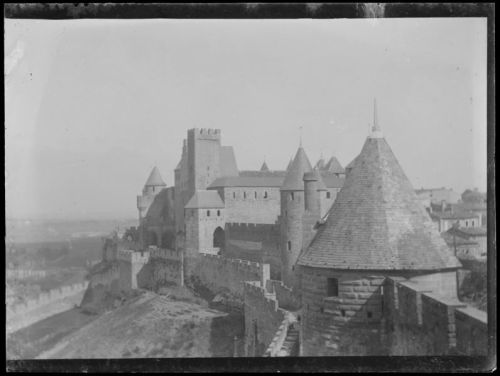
[5,18,487,220]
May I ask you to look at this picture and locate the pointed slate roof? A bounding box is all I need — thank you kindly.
[281,147,313,191]
[220,146,239,177]
[185,190,225,209]
[145,166,166,187]
[298,136,461,271]
[260,161,270,171]
[314,168,328,191]
[324,156,345,174]
[315,158,326,170]
[286,158,293,171]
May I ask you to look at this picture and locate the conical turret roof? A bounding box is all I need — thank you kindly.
[314,168,328,191]
[281,147,313,191]
[298,136,461,271]
[315,158,326,170]
[324,156,345,173]
[144,166,166,187]
[260,161,270,171]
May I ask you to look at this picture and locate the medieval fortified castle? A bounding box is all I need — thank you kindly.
[99,108,487,357]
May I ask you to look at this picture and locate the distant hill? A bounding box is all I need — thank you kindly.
[6,218,137,244]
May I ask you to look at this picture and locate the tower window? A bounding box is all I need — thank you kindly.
[326,191,331,199]
[264,191,268,198]
[465,221,468,227]
[327,278,339,297]
[255,191,257,199]
[367,311,373,319]
[290,192,294,200]
[341,309,346,317]
[207,210,210,217]
[287,241,291,251]
[244,192,247,199]
[233,192,236,199]
[217,210,221,217]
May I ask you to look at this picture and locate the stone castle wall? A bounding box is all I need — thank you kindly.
[243,281,288,356]
[224,222,281,279]
[383,277,487,356]
[189,254,269,299]
[219,187,281,224]
[6,281,89,334]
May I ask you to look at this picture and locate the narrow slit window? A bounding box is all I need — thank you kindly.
[233,192,236,199]
[326,191,331,199]
[264,191,268,198]
[244,192,247,199]
[207,210,210,217]
[327,278,339,297]
[290,192,294,200]
[217,210,220,217]
[255,191,257,199]
[287,241,291,251]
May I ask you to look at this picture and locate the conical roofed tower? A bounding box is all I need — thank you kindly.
[260,161,270,172]
[298,134,461,271]
[298,102,462,357]
[144,166,166,188]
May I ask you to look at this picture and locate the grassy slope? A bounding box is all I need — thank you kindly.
[36,290,243,359]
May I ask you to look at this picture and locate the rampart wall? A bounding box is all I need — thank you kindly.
[6,269,47,279]
[190,254,269,300]
[6,282,89,334]
[383,277,488,355]
[225,222,281,279]
[243,281,288,356]
[221,187,281,224]
[266,279,301,311]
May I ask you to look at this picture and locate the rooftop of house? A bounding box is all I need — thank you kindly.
[441,231,479,247]
[298,124,461,271]
[429,209,479,220]
[185,190,225,209]
[448,226,487,237]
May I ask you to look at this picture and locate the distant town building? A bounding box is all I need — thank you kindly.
[428,204,482,233]
[442,226,487,261]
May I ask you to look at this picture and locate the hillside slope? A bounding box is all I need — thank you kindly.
[37,291,243,358]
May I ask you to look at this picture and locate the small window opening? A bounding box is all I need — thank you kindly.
[327,278,339,297]
[367,311,373,319]
[244,192,247,199]
[290,192,294,200]
[287,241,291,251]
[233,192,236,199]
[320,307,324,314]
[217,210,221,217]
[264,191,268,198]
[466,220,468,227]
[326,191,331,199]
[207,210,210,217]
[341,309,346,317]
[255,191,257,199]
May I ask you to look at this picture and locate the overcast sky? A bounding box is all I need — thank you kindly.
[5,18,487,220]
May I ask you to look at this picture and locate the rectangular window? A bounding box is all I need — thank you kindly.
[327,278,338,297]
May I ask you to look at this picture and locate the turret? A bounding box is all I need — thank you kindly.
[137,166,166,223]
[303,171,320,216]
[280,146,313,288]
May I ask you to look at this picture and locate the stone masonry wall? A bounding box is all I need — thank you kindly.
[224,223,281,279]
[383,277,488,356]
[6,282,89,334]
[243,281,287,356]
[190,254,269,300]
[300,267,386,356]
[220,187,281,224]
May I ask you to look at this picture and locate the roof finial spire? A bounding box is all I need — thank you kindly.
[299,125,303,147]
[369,98,383,138]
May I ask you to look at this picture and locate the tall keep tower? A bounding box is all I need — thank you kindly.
[280,146,313,289]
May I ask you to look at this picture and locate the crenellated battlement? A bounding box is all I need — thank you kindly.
[188,128,221,141]
[148,246,182,261]
[117,249,150,264]
[226,222,280,233]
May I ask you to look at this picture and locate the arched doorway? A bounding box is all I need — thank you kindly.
[213,226,225,252]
